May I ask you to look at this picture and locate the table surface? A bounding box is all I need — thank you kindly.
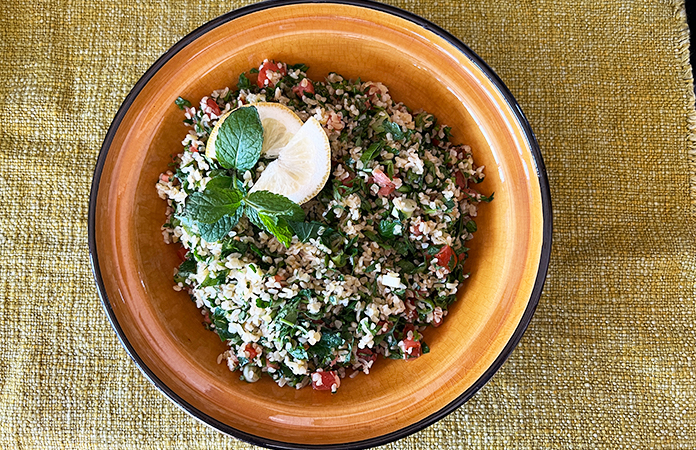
[1,0,694,448]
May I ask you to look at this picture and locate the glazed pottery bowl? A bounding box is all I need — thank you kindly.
[89,0,552,448]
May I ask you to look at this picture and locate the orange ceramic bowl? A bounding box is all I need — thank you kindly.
[89,0,551,448]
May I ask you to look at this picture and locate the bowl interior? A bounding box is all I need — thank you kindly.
[93,2,546,447]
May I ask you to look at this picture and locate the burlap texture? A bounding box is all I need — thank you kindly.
[1,0,694,448]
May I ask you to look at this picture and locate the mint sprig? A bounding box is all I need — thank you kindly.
[214,106,263,172]
[186,188,243,224]
[184,179,305,246]
[184,105,309,246]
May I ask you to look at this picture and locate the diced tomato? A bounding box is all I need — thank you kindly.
[202,309,212,325]
[372,168,392,187]
[159,173,170,183]
[357,348,377,364]
[432,138,440,146]
[454,170,467,189]
[372,168,395,196]
[244,343,258,360]
[311,370,341,392]
[400,324,421,359]
[176,246,188,261]
[257,60,287,88]
[205,98,221,116]
[292,78,315,97]
[377,185,395,196]
[434,245,456,268]
[402,338,422,359]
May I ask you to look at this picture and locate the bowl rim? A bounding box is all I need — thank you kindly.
[88,0,553,448]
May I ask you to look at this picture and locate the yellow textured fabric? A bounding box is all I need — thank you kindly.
[0,0,694,448]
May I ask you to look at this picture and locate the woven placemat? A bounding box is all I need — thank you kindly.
[1,0,694,448]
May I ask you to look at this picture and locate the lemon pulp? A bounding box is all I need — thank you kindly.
[249,116,331,204]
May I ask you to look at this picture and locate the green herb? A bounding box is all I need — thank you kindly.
[288,347,308,360]
[310,330,344,366]
[378,219,402,239]
[288,63,309,72]
[384,160,394,179]
[287,220,327,243]
[359,141,384,165]
[396,259,417,274]
[214,106,263,171]
[175,96,192,110]
[205,175,236,191]
[185,187,243,224]
[259,214,293,247]
[210,308,236,342]
[383,120,409,140]
[238,72,252,90]
[465,220,477,233]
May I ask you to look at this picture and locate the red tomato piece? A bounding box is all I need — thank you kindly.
[205,98,221,116]
[257,60,287,88]
[434,245,455,268]
[400,323,421,358]
[454,170,467,189]
[311,371,341,391]
[244,343,258,360]
[372,168,392,187]
[377,185,395,196]
[176,246,188,261]
[402,338,422,359]
[292,78,315,97]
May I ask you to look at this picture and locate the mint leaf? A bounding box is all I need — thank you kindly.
[205,175,236,191]
[287,220,328,243]
[246,191,305,221]
[260,215,293,247]
[215,106,263,171]
[197,208,243,242]
[245,206,264,230]
[185,187,243,224]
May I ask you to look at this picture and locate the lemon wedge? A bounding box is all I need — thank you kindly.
[249,116,331,204]
[206,102,304,160]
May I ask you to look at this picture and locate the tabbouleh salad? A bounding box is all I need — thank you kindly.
[156,60,491,392]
